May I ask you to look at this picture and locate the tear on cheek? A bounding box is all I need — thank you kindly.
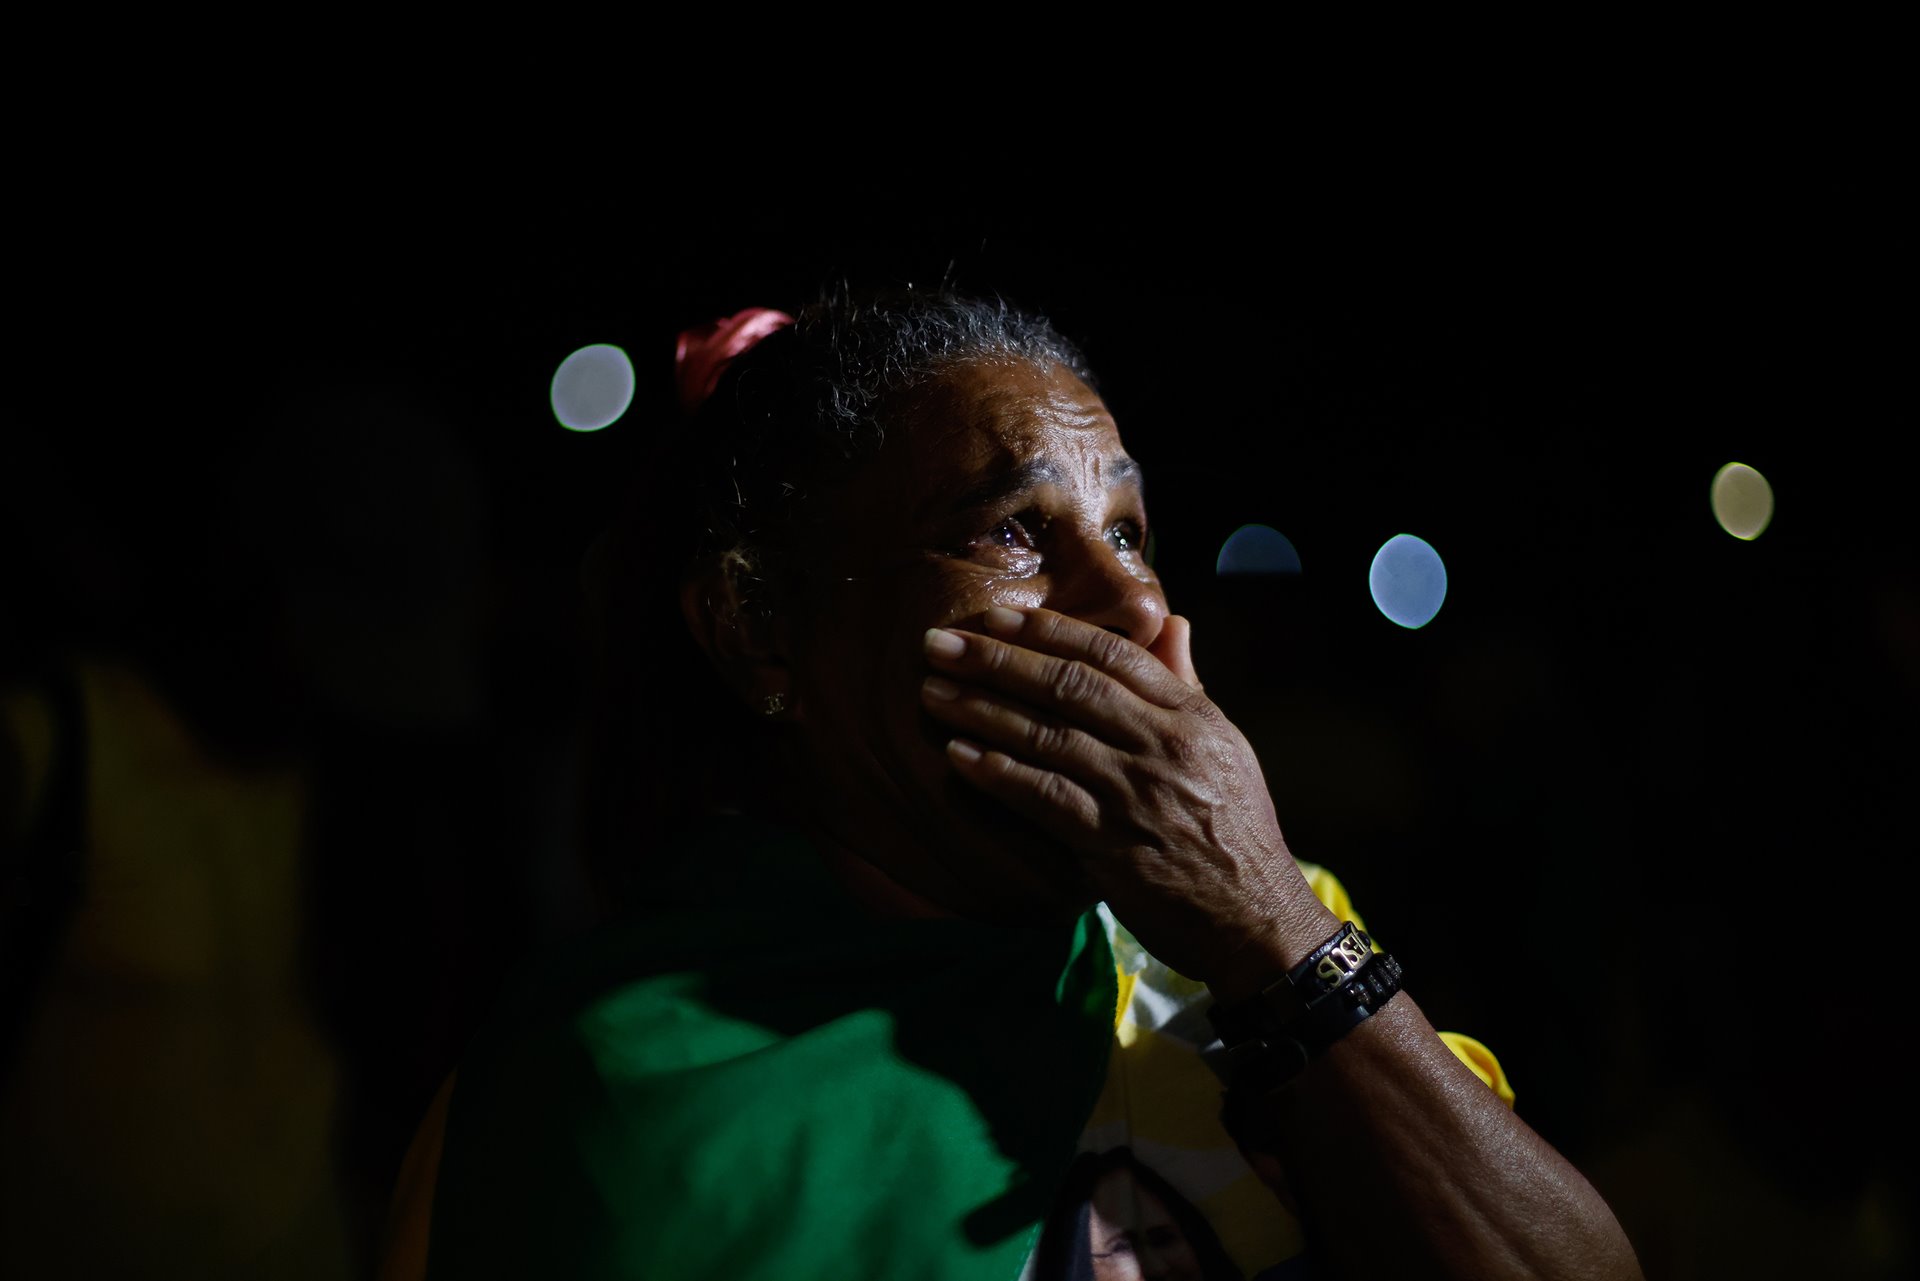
[983,587,1047,612]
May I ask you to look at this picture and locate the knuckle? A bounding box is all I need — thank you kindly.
[1177,691,1219,722]
[1048,658,1098,706]
[981,640,1016,675]
[1033,770,1093,824]
[1086,629,1128,672]
[1025,718,1066,758]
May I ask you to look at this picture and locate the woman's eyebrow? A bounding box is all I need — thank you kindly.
[949,458,1066,515]
[1106,455,1143,490]
[947,455,1144,516]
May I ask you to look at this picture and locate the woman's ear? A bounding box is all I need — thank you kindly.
[678,555,797,720]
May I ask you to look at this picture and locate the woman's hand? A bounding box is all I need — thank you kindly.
[920,605,1335,983]
[923,606,1645,1281]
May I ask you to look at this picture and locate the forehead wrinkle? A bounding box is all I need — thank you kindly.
[894,361,1140,519]
[910,356,1109,445]
[954,430,1142,517]
[960,363,1106,430]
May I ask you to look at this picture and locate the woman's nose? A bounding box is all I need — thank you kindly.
[1048,535,1166,648]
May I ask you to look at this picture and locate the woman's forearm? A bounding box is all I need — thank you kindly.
[1232,987,1643,1281]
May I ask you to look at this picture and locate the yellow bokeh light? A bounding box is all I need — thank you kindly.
[1711,463,1774,540]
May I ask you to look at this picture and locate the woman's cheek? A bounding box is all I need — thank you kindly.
[982,581,1047,613]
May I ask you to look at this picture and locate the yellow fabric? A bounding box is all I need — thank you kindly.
[0,661,351,1281]
[1438,1031,1516,1107]
[1295,859,1515,1109]
[1109,862,1513,1103]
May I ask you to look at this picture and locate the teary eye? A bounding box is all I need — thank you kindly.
[989,520,1028,548]
[1107,519,1146,552]
[984,511,1046,550]
[959,510,1046,577]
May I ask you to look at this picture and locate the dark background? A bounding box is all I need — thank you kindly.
[5,153,1915,1277]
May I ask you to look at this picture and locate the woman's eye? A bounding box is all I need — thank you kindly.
[982,512,1043,551]
[968,514,1146,562]
[989,520,1028,548]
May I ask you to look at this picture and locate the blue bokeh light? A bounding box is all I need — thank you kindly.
[1216,524,1303,577]
[1368,534,1447,629]
[551,344,636,432]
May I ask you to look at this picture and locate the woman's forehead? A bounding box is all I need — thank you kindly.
[889,360,1129,485]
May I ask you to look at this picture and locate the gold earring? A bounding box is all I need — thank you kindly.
[761,692,786,716]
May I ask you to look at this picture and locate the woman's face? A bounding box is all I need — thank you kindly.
[781,357,1172,920]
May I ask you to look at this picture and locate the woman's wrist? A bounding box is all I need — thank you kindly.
[1202,892,1342,1004]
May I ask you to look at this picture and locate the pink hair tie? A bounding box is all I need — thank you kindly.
[674,307,795,414]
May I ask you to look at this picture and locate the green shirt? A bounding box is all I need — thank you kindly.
[428,815,1116,1280]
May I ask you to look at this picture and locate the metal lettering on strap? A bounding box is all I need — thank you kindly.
[1312,925,1373,989]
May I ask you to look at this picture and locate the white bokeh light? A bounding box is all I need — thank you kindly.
[1369,534,1447,629]
[551,344,636,432]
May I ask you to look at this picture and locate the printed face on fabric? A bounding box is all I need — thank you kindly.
[778,357,1175,922]
[1088,1164,1207,1281]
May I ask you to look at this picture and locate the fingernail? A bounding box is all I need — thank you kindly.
[922,675,960,701]
[924,628,967,659]
[984,606,1024,634]
[947,738,982,763]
